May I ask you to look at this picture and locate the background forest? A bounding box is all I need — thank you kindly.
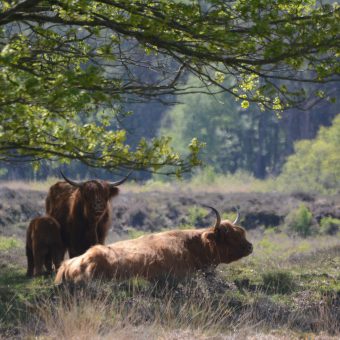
[2,76,339,195]
[1,1,339,192]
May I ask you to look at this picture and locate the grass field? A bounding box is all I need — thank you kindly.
[0,179,339,338]
[0,228,339,339]
[0,171,276,194]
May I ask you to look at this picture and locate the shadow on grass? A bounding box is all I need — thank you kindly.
[0,265,56,335]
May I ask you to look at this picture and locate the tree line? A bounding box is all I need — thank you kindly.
[161,78,339,179]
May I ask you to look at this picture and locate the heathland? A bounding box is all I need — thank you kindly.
[0,179,339,339]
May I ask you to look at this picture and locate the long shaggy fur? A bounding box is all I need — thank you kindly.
[46,180,119,258]
[55,220,253,284]
[26,215,65,277]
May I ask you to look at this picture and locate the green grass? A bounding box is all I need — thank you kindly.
[126,228,148,239]
[0,177,61,191]
[2,171,339,196]
[0,264,56,334]
[0,172,280,194]
[261,270,296,294]
[220,232,340,299]
[187,206,207,225]
[0,236,23,251]
[320,216,340,235]
[1,228,340,338]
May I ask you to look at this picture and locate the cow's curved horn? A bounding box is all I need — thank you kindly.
[60,171,84,187]
[108,170,132,187]
[233,206,240,224]
[202,204,221,229]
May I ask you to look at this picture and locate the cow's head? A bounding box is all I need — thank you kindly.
[61,171,131,220]
[203,205,253,263]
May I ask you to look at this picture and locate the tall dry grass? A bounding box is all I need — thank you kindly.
[19,272,340,339]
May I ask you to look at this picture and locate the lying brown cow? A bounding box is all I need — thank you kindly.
[46,171,130,258]
[26,215,65,277]
[55,206,253,284]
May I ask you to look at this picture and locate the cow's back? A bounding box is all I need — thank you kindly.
[55,230,206,283]
[31,216,62,246]
[46,182,76,246]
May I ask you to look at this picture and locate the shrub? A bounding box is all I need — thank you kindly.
[187,206,207,226]
[284,204,314,237]
[319,217,340,235]
[0,236,23,251]
[127,228,147,239]
[262,270,296,294]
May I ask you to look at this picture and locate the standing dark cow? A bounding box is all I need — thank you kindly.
[26,215,65,277]
[55,206,253,284]
[46,172,130,258]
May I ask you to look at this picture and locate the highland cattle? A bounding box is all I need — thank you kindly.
[26,215,65,277]
[46,171,130,258]
[55,206,253,284]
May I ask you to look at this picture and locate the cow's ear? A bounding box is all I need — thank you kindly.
[213,225,227,242]
[205,228,223,242]
[205,231,216,241]
[109,187,119,197]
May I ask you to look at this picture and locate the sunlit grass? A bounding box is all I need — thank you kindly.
[1,169,339,195]
[0,177,59,192]
[1,231,340,338]
[0,177,339,337]
[0,236,23,251]
[223,230,340,298]
[126,171,277,193]
[126,228,148,239]
[0,171,277,194]
[15,268,340,339]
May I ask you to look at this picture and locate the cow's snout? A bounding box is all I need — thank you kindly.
[241,242,253,255]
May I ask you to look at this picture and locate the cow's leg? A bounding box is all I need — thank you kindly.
[44,252,53,274]
[33,243,45,276]
[97,213,109,244]
[26,246,34,278]
[51,246,65,272]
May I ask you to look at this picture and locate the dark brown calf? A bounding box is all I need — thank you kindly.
[26,215,65,277]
